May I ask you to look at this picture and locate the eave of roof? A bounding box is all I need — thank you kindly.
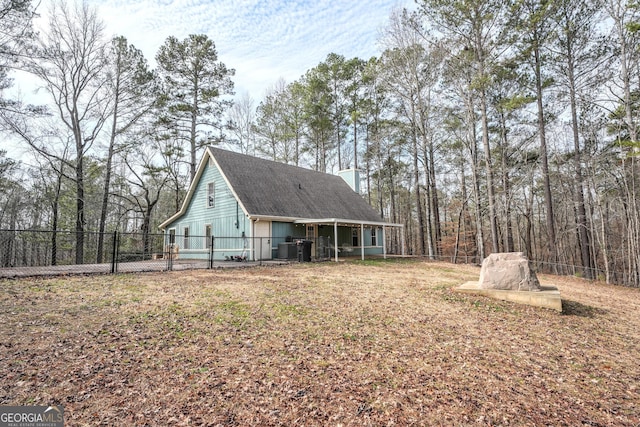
[291,218,403,227]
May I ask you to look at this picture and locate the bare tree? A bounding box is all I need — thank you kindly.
[419,0,510,255]
[25,0,110,264]
[96,36,157,262]
[379,9,432,256]
[0,0,36,109]
[549,0,606,279]
[255,82,286,161]
[510,0,560,270]
[227,91,255,155]
[117,139,171,257]
[283,81,306,166]
[604,0,640,285]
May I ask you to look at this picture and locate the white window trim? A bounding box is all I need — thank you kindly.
[205,224,212,248]
[306,224,317,239]
[183,226,190,250]
[207,182,215,208]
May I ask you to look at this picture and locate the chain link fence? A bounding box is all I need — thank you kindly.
[0,230,332,278]
[423,254,635,287]
[3,229,630,286]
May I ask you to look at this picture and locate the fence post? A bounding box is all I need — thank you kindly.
[51,229,57,266]
[167,242,173,271]
[110,231,118,274]
[209,236,215,269]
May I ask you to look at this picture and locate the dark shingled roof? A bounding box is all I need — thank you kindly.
[210,147,384,223]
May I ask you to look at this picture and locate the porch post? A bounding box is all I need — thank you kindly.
[401,224,406,256]
[361,223,365,260]
[250,219,255,261]
[334,221,339,262]
[383,226,387,259]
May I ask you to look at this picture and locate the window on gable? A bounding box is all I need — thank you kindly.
[207,182,215,208]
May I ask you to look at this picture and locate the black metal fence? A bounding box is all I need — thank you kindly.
[0,230,332,278]
[5,229,628,286]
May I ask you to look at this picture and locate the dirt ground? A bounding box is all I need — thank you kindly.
[1,259,639,426]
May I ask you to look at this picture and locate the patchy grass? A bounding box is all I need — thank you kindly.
[1,259,639,426]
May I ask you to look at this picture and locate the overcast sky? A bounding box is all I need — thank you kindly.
[5,0,416,160]
[19,0,416,101]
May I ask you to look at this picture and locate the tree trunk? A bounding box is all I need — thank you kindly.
[594,195,610,283]
[335,81,343,170]
[421,120,438,259]
[453,153,468,263]
[526,193,534,259]
[98,56,122,263]
[566,54,593,279]
[616,11,640,285]
[142,205,153,257]
[499,110,514,252]
[50,166,63,266]
[389,156,398,252]
[533,42,557,272]
[428,137,441,257]
[424,170,434,259]
[97,142,115,263]
[411,102,426,256]
[353,112,358,169]
[190,81,199,182]
[466,92,484,262]
[480,87,500,253]
[295,126,300,166]
[74,123,85,265]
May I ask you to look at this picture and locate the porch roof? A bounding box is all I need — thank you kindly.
[292,218,403,228]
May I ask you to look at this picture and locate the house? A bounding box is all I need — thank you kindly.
[158,147,404,261]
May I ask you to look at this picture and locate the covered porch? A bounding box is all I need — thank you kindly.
[294,218,405,262]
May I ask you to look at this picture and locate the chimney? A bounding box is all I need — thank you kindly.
[338,169,361,194]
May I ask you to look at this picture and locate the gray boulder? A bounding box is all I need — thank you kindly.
[478,252,541,291]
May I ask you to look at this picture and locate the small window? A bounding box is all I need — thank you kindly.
[207,182,215,208]
[352,228,359,247]
[307,225,316,239]
[371,228,377,246]
[183,226,190,250]
[168,229,176,244]
[205,224,212,248]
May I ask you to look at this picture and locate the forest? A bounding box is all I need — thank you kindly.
[1,0,639,286]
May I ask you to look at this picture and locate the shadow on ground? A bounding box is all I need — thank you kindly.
[561,299,607,317]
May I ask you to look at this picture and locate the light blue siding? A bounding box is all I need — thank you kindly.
[337,169,360,194]
[164,158,250,259]
[163,156,384,260]
[363,227,383,256]
[272,222,304,242]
